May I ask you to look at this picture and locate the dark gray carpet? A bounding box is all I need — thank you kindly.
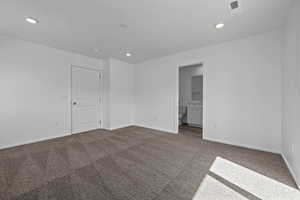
[0,126,297,200]
[179,125,202,138]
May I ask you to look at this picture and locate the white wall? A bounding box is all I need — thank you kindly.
[109,58,134,129]
[0,36,106,149]
[0,36,136,149]
[134,30,282,153]
[282,0,300,188]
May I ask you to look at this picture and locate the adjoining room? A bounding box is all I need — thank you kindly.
[178,64,203,138]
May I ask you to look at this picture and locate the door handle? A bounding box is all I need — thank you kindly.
[73,102,77,106]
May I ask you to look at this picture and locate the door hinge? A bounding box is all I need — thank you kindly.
[99,120,102,127]
[99,73,101,79]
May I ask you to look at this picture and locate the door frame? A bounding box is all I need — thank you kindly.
[70,65,103,134]
[175,62,206,137]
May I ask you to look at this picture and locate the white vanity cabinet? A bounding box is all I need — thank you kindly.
[187,103,203,127]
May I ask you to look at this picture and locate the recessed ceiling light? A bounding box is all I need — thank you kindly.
[126,52,132,57]
[215,23,225,29]
[26,17,39,24]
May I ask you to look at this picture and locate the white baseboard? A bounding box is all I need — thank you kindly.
[0,133,67,151]
[203,136,281,154]
[110,123,135,131]
[282,154,300,189]
[134,123,177,134]
[0,125,139,151]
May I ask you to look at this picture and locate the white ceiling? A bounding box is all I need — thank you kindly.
[0,0,292,63]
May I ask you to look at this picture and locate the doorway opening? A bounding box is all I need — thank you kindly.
[178,63,203,138]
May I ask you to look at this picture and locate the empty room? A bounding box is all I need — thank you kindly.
[0,0,300,199]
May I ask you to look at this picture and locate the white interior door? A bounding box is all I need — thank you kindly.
[71,66,102,134]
